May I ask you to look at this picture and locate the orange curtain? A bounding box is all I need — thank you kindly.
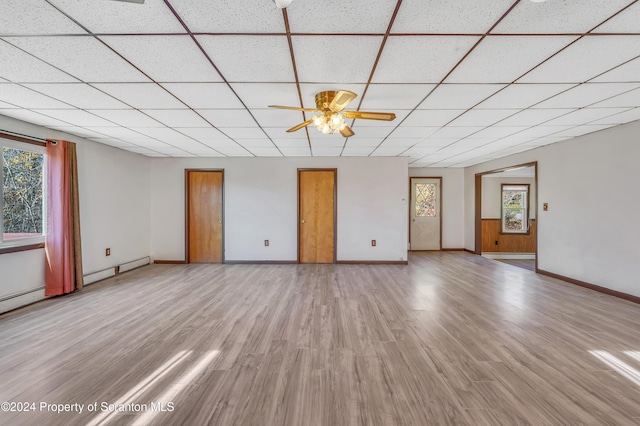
[45,140,84,296]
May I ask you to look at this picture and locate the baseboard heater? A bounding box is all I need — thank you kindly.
[84,256,151,285]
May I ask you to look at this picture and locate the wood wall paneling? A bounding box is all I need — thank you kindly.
[481,219,536,253]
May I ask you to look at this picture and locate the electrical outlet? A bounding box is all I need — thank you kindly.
[371,240,376,247]
[106,248,111,256]
[495,241,498,246]
[264,240,269,247]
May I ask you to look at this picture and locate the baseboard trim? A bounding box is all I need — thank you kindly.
[336,260,408,265]
[154,260,187,264]
[483,253,536,260]
[224,260,297,265]
[464,248,475,254]
[537,269,640,305]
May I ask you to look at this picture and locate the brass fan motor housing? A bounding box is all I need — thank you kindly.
[315,91,338,110]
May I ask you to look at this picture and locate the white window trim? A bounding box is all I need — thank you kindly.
[0,138,46,249]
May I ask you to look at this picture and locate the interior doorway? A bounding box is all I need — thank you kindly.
[409,177,442,251]
[298,169,336,263]
[475,162,538,272]
[185,169,224,263]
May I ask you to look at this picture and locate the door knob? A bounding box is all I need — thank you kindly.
[301,220,305,224]
[219,220,222,224]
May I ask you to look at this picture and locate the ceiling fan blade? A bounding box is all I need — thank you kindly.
[329,90,357,112]
[343,111,396,121]
[269,105,320,113]
[286,119,314,133]
[339,125,355,138]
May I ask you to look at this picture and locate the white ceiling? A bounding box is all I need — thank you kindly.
[0,0,639,166]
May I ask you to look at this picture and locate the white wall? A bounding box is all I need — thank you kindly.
[465,120,640,297]
[482,176,536,219]
[0,115,151,314]
[408,167,465,249]
[150,156,409,262]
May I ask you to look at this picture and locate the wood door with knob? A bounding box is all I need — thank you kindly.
[410,177,441,251]
[186,170,224,263]
[298,169,336,263]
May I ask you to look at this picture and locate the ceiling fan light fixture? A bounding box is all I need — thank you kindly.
[273,0,293,8]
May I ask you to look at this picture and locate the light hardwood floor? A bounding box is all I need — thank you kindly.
[1,252,640,425]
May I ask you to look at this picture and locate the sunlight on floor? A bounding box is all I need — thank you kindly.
[589,350,640,388]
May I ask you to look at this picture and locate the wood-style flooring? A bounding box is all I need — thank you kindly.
[1,252,640,425]
[496,259,536,272]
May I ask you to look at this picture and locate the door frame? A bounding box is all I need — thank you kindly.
[408,176,443,251]
[297,168,337,264]
[474,161,538,271]
[185,169,225,264]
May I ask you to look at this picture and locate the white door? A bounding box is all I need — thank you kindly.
[410,178,441,250]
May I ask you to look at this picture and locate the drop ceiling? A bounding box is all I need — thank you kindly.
[0,0,639,167]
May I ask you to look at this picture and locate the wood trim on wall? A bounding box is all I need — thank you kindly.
[225,260,298,265]
[184,169,225,264]
[336,260,408,265]
[474,174,482,255]
[408,176,443,251]
[154,260,187,264]
[0,243,45,255]
[537,268,640,305]
[0,131,46,147]
[297,168,337,264]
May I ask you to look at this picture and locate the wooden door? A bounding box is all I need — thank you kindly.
[410,177,441,250]
[187,170,223,263]
[299,170,336,263]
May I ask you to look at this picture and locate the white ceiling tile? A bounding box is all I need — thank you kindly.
[273,138,310,148]
[0,84,73,109]
[430,126,484,138]
[0,109,71,126]
[468,126,522,138]
[402,109,465,127]
[88,138,133,148]
[477,84,576,109]
[549,124,618,138]
[533,83,640,108]
[231,83,299,109]
[91,83,185,109]
[310,134,345,146]
[419,84,505,109]
[81,127,158,140]
[170,0,285,33]
[593,2,640,33]
[388,126,439,138]
[348,126,396,138]
[130,127,189,142]
[142,109,210,127]
[299,83,367,109]
[345,138,384,147]
[492,0,631,33]
[415,137,460,148]
[24,83,129,109]
[215,147,253,156]
[101,36,221,83]
[341,147,375,156]
[447,36,577,83]
[197,109,256,127]
[34,109,118,127]
[264,128,308,140]
[590,87,640,108]
[496,109,574,127]
[592,57,640,83]
[505,126,569,139]
[312,148,343,157]
[219,128,266,139]
[589,107,640,124]
[370,146,410,156]
[0,0,86,35]
[377,138,421,147]
[519,36,640,83]
[360,84,436,110]
[50,0,185,34]
[373,37,479,83]
[198,36,294,83]
[176,127,229,142]
[288,0,394,34]
[251,108,300,128]
[280,147,311,157]
[0,100,17,108]
[393,0,514,33]
[351,110,412,127]
[448,109,517,127]
[4,36,149,83]
[233,138,275,148]
[543,108,631,126]
[162,83,243,109]
[529,136,572,146]
[247,148,282,157]
[295,36,382,83]
[48,126,112,139]
[87,109,163,127]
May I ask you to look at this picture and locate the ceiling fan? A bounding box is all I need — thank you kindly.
[269,90,396,137]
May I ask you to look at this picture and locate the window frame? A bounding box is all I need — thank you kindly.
[501,183,530,235]
[0,138,47,252]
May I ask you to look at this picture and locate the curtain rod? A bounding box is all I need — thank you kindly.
[0,129,47,147]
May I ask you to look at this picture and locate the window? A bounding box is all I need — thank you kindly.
[501,184,529,233]
[1,139,46,248]
[415,183,436,217]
